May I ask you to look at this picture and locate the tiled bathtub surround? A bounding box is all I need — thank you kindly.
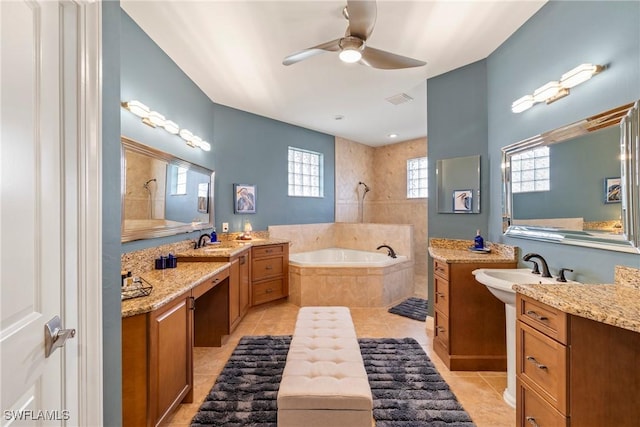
[270,223,415,307]
[269,222,413,259]
[334,136,428,299]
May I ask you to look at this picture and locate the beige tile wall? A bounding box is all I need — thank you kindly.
[335,136,428,298]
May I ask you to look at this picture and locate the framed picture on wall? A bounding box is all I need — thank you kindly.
[453,189,473,212]
[604,177,621,204]
[234,184,257,213]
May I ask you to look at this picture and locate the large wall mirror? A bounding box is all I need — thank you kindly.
[502,101,639,253]
[121,136,214,242]
[437,155,481,213]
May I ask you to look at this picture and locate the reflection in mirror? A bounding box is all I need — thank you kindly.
[502,101,640,253]
[121,136,214,242]
[437,155,480,213]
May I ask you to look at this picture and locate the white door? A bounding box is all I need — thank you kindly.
[1,1,103,425]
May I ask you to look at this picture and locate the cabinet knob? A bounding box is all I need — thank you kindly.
[525,310,548,321]
[525,416,540,427]
[526,355,547,370]
[436,326,446,333]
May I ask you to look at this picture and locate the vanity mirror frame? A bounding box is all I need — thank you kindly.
[121,136,215,243]
[502,101,640,254]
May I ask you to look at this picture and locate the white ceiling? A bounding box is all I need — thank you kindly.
[121,0,546,146]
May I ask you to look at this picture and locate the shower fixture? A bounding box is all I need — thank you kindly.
[143,178,156,190]
[359,181,370,193]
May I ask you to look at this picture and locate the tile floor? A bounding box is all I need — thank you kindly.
[160,300,515,427]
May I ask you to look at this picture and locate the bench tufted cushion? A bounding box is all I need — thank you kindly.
[277,307,372,426]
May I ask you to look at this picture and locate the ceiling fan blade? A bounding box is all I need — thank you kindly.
[346,0,377,40]
[282,39,341,66]
[360,46,426,70]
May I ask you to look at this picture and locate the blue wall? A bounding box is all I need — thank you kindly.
[487,0,640,282]
[102,2,122,425]
[427,1,640,315]
[120,10,335,253]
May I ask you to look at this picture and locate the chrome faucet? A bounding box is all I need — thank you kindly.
[195,233,211,249]
[376,245,397,258]
[522,253,552,278]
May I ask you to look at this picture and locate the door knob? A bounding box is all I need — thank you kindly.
[44,315,76,358]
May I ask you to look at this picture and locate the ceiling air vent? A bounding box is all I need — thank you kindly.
[385,93,414,105]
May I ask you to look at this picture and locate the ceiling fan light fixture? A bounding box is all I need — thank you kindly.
[339,36,364,63]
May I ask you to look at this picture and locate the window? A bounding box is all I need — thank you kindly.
[288,147,323,197]
[170,165,188,195]
[511,147,550,193]
[407,157,428,198]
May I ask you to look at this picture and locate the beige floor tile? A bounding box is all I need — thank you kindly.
[160,298,515,427]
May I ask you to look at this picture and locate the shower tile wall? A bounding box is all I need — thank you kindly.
[335,136,428,298]
[124,151,166,220]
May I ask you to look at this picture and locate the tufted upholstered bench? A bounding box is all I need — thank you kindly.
[278,307,373,427]
[277,306,373,427]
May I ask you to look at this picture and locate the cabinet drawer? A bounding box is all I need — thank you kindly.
[252,256,284,281]
[518,295,568,344]
[192,269,228,300]
[253,244,284,258]
[434,310,449,351]
[517,380,567,427]
[252,278,285,305]
[434,275,449,317]
[517,321,568,413]
[433,259,449,280]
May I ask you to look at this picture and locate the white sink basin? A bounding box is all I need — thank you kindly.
[472,268,558,305]
[472,267,577,409]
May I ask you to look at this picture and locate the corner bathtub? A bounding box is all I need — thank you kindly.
[288,248,414,308]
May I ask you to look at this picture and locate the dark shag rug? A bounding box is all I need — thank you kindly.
[191,335,474,427]
[388,297,429,321]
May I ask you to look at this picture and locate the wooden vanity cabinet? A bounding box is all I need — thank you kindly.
[122,268,229,427]
[251,243,289,306]
[123,292,193,427]
[516,294,640,427]
[432,258,516,371]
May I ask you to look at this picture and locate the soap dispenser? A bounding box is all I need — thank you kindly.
[474,229,484,249]
[210,228,217,243]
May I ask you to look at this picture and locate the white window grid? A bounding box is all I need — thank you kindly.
[171,165,188,195]
[511,146,550,193]
[407,157,428,198]
[288,147,323,197]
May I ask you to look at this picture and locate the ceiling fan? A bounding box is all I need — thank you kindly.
[282,0,426,70]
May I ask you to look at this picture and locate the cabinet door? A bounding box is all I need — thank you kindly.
[238,253,250,316]
[229,258,240,330]
[149,294,193,426]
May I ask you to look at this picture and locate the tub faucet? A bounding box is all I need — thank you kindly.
[377,245,397,258]
[523,253,552,278]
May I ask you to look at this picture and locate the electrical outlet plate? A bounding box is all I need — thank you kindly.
[222,222,229,232]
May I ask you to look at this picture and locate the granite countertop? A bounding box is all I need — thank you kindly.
[428,238,518,264]
[121,261,229,318]
[514,265,640,334]
[177,238,290,259]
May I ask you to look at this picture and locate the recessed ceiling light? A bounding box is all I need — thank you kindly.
[388,133,398,139]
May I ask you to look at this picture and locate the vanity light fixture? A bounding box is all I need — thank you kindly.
[511,63,604,113]
[163,120,180,135]
[144,111,166,128]
[121,100,212,152]
[121,100,150,118]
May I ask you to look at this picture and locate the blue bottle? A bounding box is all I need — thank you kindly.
[210,228,217,243]
[474,229,484,249]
